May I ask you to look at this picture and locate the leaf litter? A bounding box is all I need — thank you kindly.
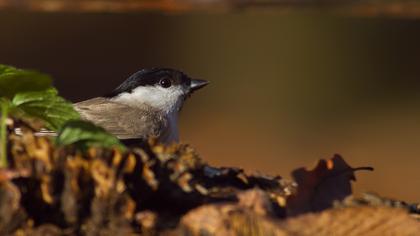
[0,117,419,235]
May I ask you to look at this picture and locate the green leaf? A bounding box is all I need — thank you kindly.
[0,99,10,168]
[12,88,80,130]
[56,120,125,150]
[0,65,52,98]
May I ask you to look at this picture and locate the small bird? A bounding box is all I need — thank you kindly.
[16,68,208,145]
[74,68,209,144]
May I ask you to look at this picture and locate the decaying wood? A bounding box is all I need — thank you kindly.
[279,206,420,236]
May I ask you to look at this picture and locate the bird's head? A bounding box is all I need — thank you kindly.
[105,68,209,114]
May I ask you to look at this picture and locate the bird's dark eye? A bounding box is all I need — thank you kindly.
[159,78,172,88]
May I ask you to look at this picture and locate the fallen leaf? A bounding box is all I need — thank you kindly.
[287,154,373,216]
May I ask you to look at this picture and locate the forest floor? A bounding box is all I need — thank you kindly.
[1,118,419,236]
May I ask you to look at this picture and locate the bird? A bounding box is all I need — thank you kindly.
[16,68,209,145]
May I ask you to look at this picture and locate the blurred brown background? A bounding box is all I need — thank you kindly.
[1,8,420,201]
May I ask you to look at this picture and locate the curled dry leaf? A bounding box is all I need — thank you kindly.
[287,154,373,216]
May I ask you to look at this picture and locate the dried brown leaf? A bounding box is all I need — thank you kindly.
[287,154,373,216]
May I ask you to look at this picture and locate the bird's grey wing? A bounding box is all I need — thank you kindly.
[75,97,165,139]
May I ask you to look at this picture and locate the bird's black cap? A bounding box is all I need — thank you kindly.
[104,68,193,98]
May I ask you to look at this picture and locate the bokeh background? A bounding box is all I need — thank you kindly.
[1,6,420,201]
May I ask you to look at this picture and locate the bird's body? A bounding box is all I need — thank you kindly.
[16,68,208,145]
[73,68,208,144]
[75,98,163,139]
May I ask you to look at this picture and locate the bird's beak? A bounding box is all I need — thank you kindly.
[190,79,209,92]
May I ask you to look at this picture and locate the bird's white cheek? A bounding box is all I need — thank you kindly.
[112,86,184,113]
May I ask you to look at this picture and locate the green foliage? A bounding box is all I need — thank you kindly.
[0,64,127,167]
[12,88,80,130]
[56,120,125,151]
[0,65,52,98]
[0,100,9,168]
